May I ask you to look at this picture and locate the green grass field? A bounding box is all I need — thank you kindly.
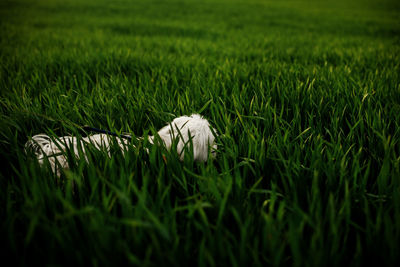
[1,0,400,265]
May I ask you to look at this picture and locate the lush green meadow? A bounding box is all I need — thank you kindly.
[1,0,400,265]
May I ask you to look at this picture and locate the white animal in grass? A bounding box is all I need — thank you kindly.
[25,114,218,175]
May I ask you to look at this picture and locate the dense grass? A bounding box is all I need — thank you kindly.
[1,0,400,265]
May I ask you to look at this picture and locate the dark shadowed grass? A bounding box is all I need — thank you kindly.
[1,0,400,266]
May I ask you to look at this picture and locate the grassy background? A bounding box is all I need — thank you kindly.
[1,0,400,265]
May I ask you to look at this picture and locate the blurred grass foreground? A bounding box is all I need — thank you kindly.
[1,0,400,266]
